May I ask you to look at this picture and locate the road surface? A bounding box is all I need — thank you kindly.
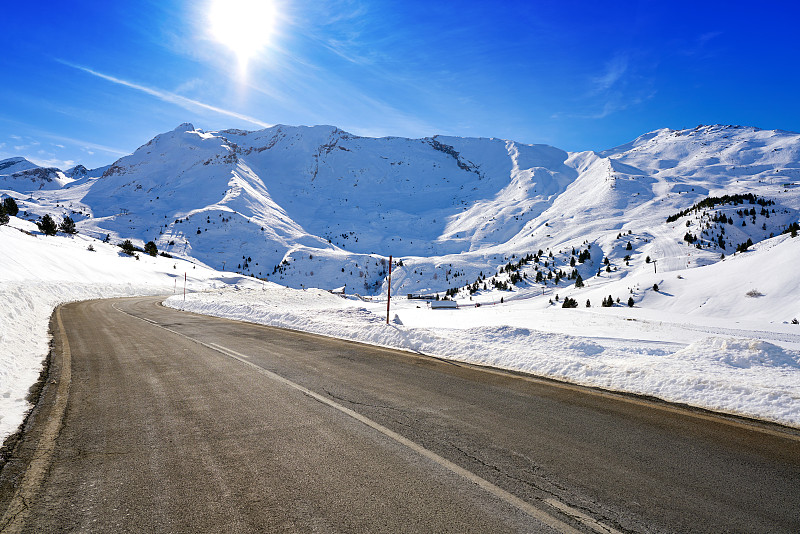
[1,296,799,533]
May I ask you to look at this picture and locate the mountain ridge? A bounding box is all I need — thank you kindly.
[2,123,798,296]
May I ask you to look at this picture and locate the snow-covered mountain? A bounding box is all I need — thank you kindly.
[3,123,799,300]
[0,157,72,191]
[0,157,38,175]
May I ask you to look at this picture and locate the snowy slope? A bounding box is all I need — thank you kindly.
[5,123,798,301]
[0,157,39,176]
[0,166,73,191]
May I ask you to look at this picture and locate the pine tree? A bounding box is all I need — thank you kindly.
[0,205,8,226]
[575,274,584,288]
[144,241,158,257]
[120,239,136,256]
[59,215,77,234]
[627,296,634,307]
[37,214,58,235]
[2,197,19,216]
[585,299,591,308]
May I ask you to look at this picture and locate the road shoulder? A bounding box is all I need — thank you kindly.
[0,306,70,531]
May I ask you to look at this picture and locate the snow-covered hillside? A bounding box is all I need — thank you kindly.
[3,123,798,304]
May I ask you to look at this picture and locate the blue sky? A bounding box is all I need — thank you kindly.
[1,0,798,170]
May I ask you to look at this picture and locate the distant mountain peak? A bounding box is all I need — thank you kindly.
[66,164,88,178]
[0,157,38,175]
[174,122,195,132]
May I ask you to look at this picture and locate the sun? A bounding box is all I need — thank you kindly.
[208,0,277,71]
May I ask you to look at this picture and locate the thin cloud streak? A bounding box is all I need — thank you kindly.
[591,55,628,94]
[57,60,273,129]
[43,133,130,157]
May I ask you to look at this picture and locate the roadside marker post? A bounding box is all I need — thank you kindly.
[386,255,392,325]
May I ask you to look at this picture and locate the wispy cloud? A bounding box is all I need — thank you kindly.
[552,52,655,121]
[28,156,77,169]
[173,77,207,95]
[551,91,656,121]
[679,31,723,57]
[57,60,273,129]
[590,55,628,93]
[43,133,129,157]
[0,128,130,172]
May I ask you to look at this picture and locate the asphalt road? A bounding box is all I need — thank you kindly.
[1,296,799,533]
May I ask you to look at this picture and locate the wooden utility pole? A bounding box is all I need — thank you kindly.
[386,255,392,325]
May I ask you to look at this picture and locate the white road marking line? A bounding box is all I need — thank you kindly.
[206,343,582,534]
[545,498,623,534]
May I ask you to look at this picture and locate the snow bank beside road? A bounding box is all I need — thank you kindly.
[0,219,238,443]
[166,286,800,429]
[0,282,168,441]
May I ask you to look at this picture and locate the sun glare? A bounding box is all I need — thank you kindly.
[208,0,277,71]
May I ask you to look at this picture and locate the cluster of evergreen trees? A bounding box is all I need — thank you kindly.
[667,193,775,223]
[35,214,77,235]
[0,197,19,225]
[735,238,754,253]
[118,239,160,258]
[561,297,578,308]
[444,243,596,300]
